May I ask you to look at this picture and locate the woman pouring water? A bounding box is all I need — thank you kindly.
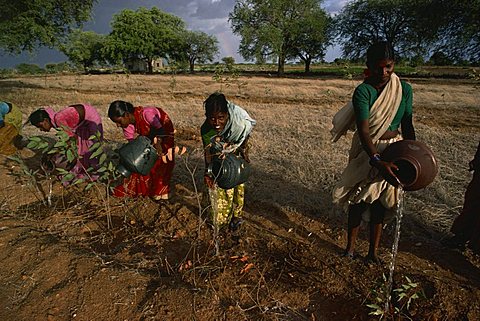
[29,103,104,181]
[331,41,416,264]
[201,92,256,232]
[108,100,175,200]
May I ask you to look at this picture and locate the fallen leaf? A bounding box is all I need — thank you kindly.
[230,255,249,262]
[178,260,192,272]
[240,263,254,274]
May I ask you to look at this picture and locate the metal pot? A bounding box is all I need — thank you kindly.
[207,153,251,189]
[117,136,158,177]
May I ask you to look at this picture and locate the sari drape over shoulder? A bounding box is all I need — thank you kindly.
[202,101,256,228]
[332,73,403,212]
[209,102,256,154]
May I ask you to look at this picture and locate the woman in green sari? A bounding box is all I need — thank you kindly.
[331,42,416,264]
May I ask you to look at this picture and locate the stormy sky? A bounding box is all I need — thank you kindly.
[0,0,350,68]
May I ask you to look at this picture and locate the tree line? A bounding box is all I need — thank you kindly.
[0,0,479,75]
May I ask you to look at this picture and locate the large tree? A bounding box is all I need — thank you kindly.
[334,0,438,60]
[431,0,480,63]
[288,7,333,73]
[229,0,330,75]
[184,31,219,72]
[59,30,105,73]
[104,7,186,73]
[0,0,96,53]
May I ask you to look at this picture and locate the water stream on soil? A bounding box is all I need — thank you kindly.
[208,187,220,255]
[47,176,52,206]
[384,186,405,314]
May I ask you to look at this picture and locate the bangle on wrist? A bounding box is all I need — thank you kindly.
[369,153,381,166]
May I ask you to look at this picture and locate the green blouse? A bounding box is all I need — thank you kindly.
[201,121,216,147]
[352,80,413,131]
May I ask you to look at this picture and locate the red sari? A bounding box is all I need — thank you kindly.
[113,106,175,199]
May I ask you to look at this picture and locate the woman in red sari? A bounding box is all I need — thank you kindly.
[108,100,175,200]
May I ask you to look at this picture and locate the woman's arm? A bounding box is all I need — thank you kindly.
[357,119,401,185]
[143,108,167,153]
[401,84,415,140]
[203,146,215,188]
[357,119,378,158]
[401,114,415,140]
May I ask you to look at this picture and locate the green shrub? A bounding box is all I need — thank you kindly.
[15,63,45,74]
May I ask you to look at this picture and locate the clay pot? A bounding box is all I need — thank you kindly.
[117,136,158,177]
[207,153,251,189]
[381,140,438,191]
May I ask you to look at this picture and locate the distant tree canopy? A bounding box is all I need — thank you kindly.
[103,7,186,73]
[183,31,219,72]
[45,62,72,74]
[428,51,453,66]
[432,0,480,63]
[15,63,45,74]
[230,0,331,75]
[288,7,333,73]
[334,0,438,61]
[334,0,480,64]
[0,0,96,53]
[222,57,235,65]
[59,30,105,73]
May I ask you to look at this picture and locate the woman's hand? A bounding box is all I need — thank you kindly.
[153,136,164,154]
[204,174,215,189]
[372,160,402,187]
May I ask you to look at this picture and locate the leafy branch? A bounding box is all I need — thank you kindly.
[366,274,424,319]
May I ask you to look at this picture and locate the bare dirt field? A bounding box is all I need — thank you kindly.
[0,73,479,321]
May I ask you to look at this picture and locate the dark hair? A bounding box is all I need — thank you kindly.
[29,109,50,126]
[108,100,134,120]
[366,41,395,67]
[204,92,228,116]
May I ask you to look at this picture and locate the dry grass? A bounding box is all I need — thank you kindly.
[1,73,479,320]
[1,73,478,234]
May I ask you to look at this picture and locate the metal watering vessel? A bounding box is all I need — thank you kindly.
[207,153,251,189]
[117,136,158,177]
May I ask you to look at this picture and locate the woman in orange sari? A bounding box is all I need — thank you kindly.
[108,100,175,200]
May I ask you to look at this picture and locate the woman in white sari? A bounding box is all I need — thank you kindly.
[331,41,416,264]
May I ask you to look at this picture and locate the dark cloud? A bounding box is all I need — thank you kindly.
[0,0,348,67]
[84,0,194,34]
